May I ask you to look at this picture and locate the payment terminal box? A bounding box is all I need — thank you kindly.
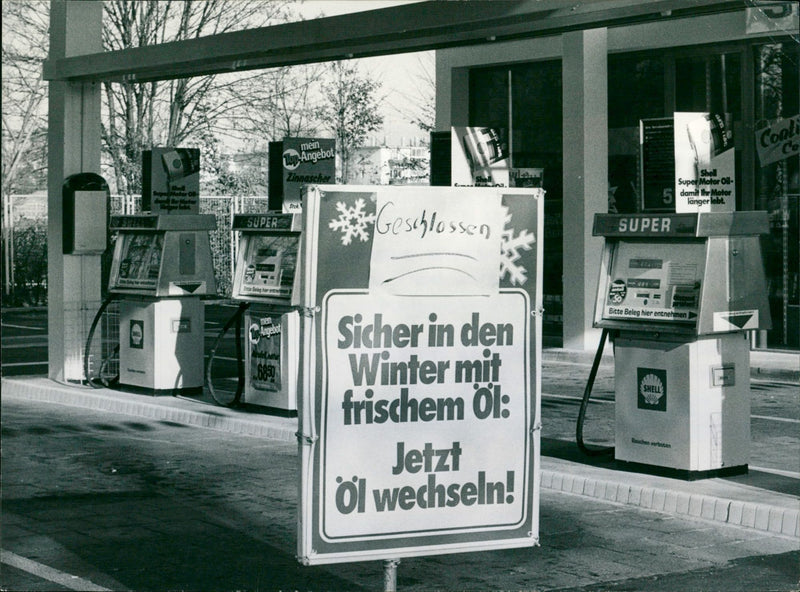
[232,212,302,412]
[108,214,217,298]
[593,212,771,337]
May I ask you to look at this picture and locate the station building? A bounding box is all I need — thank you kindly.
[434,4,798,350]
[44,1,798,381]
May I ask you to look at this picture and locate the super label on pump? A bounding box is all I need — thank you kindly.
[593,213,697,237]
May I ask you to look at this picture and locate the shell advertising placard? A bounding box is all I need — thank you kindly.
[674,113,735,213]
[142,148,200,214]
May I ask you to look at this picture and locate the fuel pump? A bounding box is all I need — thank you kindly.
[97,213,218,394]
[207,212,302,413]
[585,211,771,478]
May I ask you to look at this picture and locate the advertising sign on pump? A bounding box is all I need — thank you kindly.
[281,137,335,213]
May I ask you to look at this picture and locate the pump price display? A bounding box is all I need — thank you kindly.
[602,241,705,323]
[237,234,299,299]
[114,233,163,289]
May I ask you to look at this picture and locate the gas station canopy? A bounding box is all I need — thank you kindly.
[42,0,744,83]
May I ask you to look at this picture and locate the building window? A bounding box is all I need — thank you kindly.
[608,55,666,213]
[469,67,510,131]
[675,53,742,116]
[675,51,743,209]
[754,42,799,349]
[609,55,665,129]
[470,62,564,342]
[467,40,798,349]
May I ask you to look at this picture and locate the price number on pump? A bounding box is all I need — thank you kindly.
[254,362,277,383]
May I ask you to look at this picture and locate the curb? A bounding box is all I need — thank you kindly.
[540,468,799,539]
[0,377,297,443]
[3,376,798,541]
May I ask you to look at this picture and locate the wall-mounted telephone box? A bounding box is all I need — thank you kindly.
[63,173,109,255]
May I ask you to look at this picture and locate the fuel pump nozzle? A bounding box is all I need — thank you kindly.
[84,294,120,389]
[206,302,250,407]
[576,328,615,457]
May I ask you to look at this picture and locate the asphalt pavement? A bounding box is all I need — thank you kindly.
[1,392,798,592]
[1,344,798,591]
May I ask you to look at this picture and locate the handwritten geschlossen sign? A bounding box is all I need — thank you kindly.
[298,186,543,565]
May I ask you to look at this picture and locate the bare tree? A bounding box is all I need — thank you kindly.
[2,0,50,298]
[101,0,295,196]
[391,52,435,135]
[317,60,384,183]
[233,63,326,147]
[2,1,49,198]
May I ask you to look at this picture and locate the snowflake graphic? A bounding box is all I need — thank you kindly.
[328,198,376,245]
[499,206,535,285]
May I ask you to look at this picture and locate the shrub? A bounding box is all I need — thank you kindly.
[10,217,48,306]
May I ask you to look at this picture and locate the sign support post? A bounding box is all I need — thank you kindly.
[383,559,400,592]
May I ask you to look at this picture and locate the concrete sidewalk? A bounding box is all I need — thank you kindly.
[3,346,798,541]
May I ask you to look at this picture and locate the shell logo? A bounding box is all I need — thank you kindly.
[639,373,664,406]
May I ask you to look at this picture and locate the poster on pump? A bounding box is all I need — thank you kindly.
[297,185,543,565]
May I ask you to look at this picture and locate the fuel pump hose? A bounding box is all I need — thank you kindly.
[83,294,119,389]
[575,328,615,457]
[206,302,250,407]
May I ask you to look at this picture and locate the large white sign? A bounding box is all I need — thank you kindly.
[298,186,542,564]
[321,290,530,540]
